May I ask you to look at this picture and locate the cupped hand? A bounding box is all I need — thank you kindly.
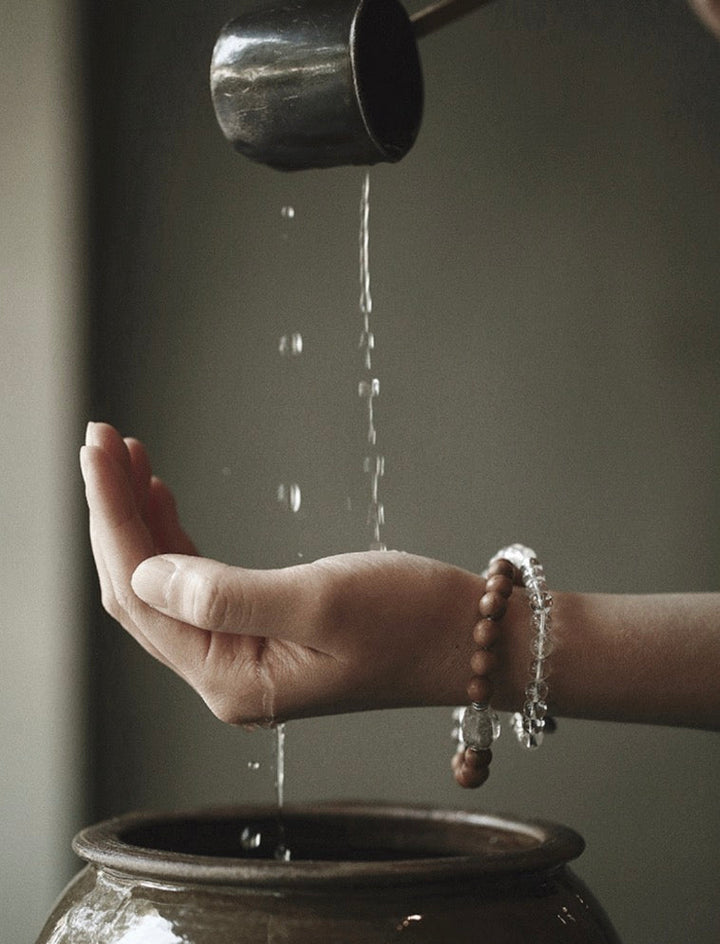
[80,423,486,725]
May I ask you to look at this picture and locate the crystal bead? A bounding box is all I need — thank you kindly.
[460,704,500,750]
[529,591,552,612]
[511,711,545,750]
[526,679,549,701]
[521,728,544,750]
[523,699,548,721]
[531,633,553,658]
[529,661,548,684]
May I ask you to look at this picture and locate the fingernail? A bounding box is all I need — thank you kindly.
[85,421,98,447]
[132,556,177,609]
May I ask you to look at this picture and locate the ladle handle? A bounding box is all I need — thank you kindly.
[410,0,494,39]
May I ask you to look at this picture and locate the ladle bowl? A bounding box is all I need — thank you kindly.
[211,0,423,170]
[210,0,495,169]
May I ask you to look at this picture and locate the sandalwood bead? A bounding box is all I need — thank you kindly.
[466,673,493,704]
[470,649,499,676]
[456,749,492,788]
[472,618,501,649]
[485,573,514,598]
[463,747,492,769]
[486,558,515,580]
[453,553,521,790]
[478,591,507,620]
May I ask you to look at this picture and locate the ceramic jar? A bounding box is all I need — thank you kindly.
[37,803,620,943]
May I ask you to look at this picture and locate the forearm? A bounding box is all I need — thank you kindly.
[491,590,720,730]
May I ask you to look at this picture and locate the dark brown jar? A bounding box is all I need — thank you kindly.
[37,803,621,943]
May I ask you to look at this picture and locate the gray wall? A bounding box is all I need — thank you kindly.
[1,0,87,941]
[81,1,719,943]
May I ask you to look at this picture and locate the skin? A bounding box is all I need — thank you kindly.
[79,3,720,781]
[80,423,720,735]
[689,0,720,38]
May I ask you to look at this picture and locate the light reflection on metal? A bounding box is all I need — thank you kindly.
[210,0,423,170]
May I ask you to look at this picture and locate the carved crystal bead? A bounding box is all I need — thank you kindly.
[511,711,545,750]
[523,699,548,721]
[526,677,549,700]
[461,704,500,750]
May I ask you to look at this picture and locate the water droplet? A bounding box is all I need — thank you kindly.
[367,501,384,527]
[277,483,301,513]
[396,914,423,932]
[274,844,291,862]
[359,329,374,350]
[220,466,231,478]
[280,205,295,220]
[358,378,379,399]
[278,332,303,356]
[247,760,261,771]
[363,454,385,477]
[241,827,262,851]
[359,329,374,369]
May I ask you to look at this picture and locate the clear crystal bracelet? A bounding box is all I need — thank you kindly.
[452,544,555,788]
[497,544,555,750]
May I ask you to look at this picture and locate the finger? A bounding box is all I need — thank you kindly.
[86,421,132,478]
[88,511,178,671]
[81,442,198,676]
[81,442,174,665]
[131,555,321,645]
[124,436,153,517]
[146,476,198,556]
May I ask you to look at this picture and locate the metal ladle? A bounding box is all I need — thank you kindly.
[210,0,493,170]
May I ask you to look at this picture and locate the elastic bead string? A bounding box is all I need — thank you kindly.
[452,544,555,789]
[502,545,555,749]
[451,557,516,789]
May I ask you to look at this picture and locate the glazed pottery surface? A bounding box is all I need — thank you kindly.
[37,803,621,943]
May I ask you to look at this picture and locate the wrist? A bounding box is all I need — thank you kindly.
[452,544,559,786]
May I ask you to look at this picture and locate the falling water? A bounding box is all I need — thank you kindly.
[273,722,291,861]
[239,204,303,861]
[358,172,386,551]
[245,179,387,860]
[269,202,302,861]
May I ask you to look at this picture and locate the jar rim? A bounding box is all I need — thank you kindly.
[73,802,584,889]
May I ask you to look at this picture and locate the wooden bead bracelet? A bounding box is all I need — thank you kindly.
[452,544,555,789]
[451,556,516,789]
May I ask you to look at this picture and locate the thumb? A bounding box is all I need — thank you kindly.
[131,554,314,642]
